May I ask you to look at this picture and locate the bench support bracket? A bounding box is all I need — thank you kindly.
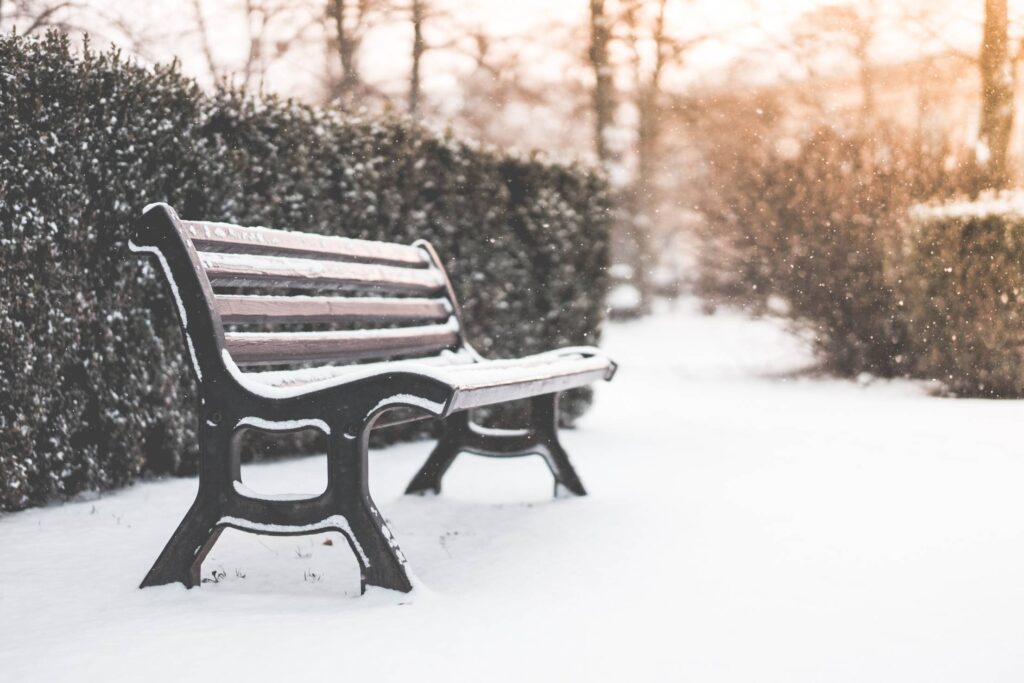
[405,392,586,497]
[141,415,413,594]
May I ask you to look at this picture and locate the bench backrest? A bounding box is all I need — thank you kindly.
[130,204,469,384]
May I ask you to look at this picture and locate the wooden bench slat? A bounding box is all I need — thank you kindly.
[200,251,445,294]
[183,220,428,266]
[242,349,476,387]
[216,295,452,325]
[448,356,613,412]
[224,322,460,365]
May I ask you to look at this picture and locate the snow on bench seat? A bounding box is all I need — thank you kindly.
[234,347,615,411]
[234,348,614,411]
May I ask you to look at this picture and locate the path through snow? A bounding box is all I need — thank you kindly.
[3,300,1024,682]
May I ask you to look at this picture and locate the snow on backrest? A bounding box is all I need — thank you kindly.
[176,219,465,369]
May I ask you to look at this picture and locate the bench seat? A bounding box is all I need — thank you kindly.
[238,347,614,411]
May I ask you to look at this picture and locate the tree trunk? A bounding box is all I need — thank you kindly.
[634,0,667,213]
[241,0,265,92]
[409,0,424,118]
[329,0,361,104]
[190,0,221,84]
[627,0,668,313]
[588,0,614,166]
[977,0,1013,188]
[855,30,875,123]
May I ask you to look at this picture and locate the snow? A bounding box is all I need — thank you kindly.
[230,316,461,343]
[975,138,992,165]
[217,515,370,568]
[4,298,1024,681]
[911,190,1024,221]
[607,282,642,309]
[127,241,187,325]
[197,250,445,289]
[369,393,447,416]
[222,345,613,401]
[235,416,331,435]
[187,218,429,265]
[243,348,477,387]
[232,482,320,502]
[127,240,203,381]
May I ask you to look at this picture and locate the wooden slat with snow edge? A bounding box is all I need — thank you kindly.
[200,251,445,294]
[183,220,428,266]
[224,321,461,365]
[243,349,477,387]
[239,348,607,387]
[446,353,614,412]
[216,294,451,325]
[234,350,612,408]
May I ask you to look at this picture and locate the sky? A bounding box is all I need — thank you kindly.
[68,0,883,97]
[7,0,1014,125]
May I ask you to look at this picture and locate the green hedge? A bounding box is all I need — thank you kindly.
[900,197,1024,397]
[0,32,612,511]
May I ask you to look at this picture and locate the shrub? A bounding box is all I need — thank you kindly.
[900,195,1024,397]
[0,32,612,511]
[695,122,958,376]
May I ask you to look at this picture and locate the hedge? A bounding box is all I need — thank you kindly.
[0,32,612,511]
[900,195,1024,397]
[695,125,929,376]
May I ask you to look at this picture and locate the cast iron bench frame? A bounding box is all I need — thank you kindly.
[130,203,616,594]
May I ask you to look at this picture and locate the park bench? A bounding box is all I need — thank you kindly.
[130,203,616,594]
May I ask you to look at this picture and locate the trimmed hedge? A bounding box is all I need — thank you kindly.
[900,196,1024,397]
[0,32,612,511]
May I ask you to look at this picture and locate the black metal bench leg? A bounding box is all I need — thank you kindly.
[330,424,414,593]
[404,412,469,495]
[531,393,587,497]
[536,441,587,498]
[139,497,224,588]
[140,422,235,588]
[404,393,587,498]
[344,501,413,593]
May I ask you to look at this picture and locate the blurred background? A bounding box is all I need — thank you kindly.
[8,0,1022,306]
[9,1,1024,508]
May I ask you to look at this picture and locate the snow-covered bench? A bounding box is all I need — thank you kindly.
[130,203,616,594]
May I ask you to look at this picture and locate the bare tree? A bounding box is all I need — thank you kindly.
[448,26,560,144]
[409,0,425,117]
[247,1,320,92]
[622,1,711,208]
[615,1,709,305]
[240,0,271,90]
[977,0,1013,188]
[184,0,318,92]
[623,0,667,210]
[1,1,82,34]
[792,1,882,123]
[325,0,383,106]
[588,0,615,167]
[405,0,467,119]
[190,0,222,84]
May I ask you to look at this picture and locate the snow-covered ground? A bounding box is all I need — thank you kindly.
[4,299,1024,682]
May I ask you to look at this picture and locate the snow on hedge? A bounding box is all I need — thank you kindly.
[909,190,1024,221]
